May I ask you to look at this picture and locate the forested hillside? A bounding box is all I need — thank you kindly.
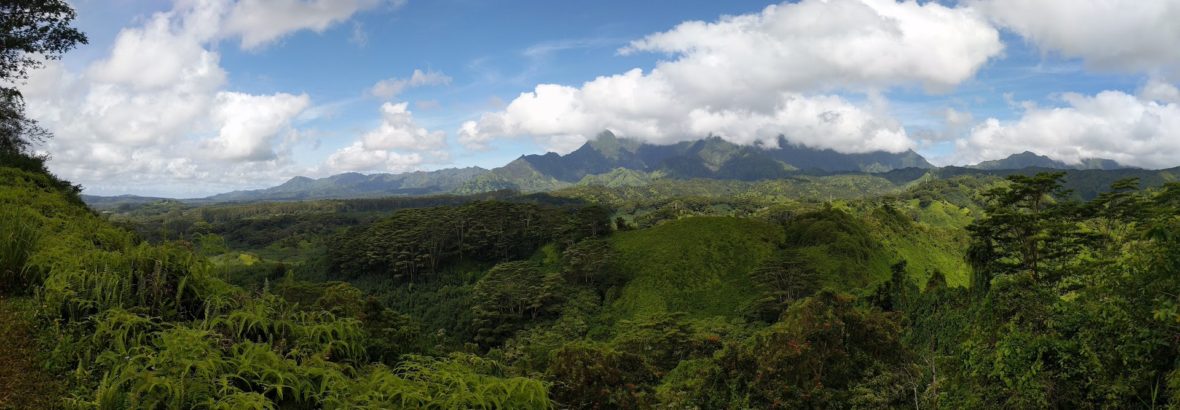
[11,149,1180,407]
[5,1,1180,408]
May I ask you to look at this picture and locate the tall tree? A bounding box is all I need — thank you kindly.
[1,0,86,155]
[1,0,86,85]
[966,172,1082,289]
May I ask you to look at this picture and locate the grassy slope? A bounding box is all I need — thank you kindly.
[844,200,973,290]
[891,199,973,288]
[607,217,783,321]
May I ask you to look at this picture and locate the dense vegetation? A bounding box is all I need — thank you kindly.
[9,152,1180,408]
[5,4,1180,408]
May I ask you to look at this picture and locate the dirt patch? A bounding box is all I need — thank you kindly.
[0,296,65,410]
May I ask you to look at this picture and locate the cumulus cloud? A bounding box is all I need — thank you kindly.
[361,102,446,151]
[222,0,404,49]
[459,0,1002,154]
[1141,78,1180,104]
[203,92,311,161]
[326,102,447,172]
[370,69,453,99]
[955,89,1180,169]
[18,0,385,196]
[326,142,423,172]
[971,0,1180,77]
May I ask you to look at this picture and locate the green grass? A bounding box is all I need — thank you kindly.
[606,217,783,321]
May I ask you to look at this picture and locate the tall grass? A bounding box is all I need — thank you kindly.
[0,208,42,293]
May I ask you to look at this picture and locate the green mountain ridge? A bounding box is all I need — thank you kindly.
[205,167,490,202]
[970,151,1127,170]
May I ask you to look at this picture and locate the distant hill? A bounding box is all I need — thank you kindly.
[204,167,489,202]
[80,194,179,211]
[971,151,1126,171]
[929,166,1179,200]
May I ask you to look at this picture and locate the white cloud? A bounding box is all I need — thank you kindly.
[326,142,424,172]
[459,0,1002,154]
[955,89,1180,169]
[623,0,1001,93]
[361,102,446,151]
[18,0,388,196]
[1141,78,1180,104]
[944,108,975,130]
[221,0,403,49]
[203,92,311,161]
[972,0,1180,77]
[326,101,447,172]
[457,120,495,151]
[370,69,453,99]
[522,37,620,58]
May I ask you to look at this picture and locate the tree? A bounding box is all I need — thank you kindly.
[678,292,912,409]
[1,1,87,202]
[561,238,625,299]
[0,89,45,156]
[749,249,820,321]
[966,172,1082,290]
[471,261,562,347]
[546,342,657,409]
[1,0,87,84]
[359,297,422,364]
[1,0,87,154]
[869,260,918,312]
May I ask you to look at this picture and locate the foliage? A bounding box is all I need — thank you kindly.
[748,249,821,321]
[0,0,87,180]
[0,165,558,408]
[546,342,657,409]
[663,292,913,409]
[560,238,626,300]
[471,261,563,347]
[12,152,1180,409]
[908,176,1180,408]
[607,217,783,320]
[330,201,611,283]
[0,0,88,86]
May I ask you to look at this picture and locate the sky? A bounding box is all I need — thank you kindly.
[16,0,1180,197]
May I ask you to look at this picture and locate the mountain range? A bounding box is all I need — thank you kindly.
[83,133,1142,205]
[203,167,489,202]
[453,132,933,193]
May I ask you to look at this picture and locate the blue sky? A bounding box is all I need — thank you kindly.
[21,0,1180,197]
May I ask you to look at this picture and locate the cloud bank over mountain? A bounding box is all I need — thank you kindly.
[459,0,1003,155]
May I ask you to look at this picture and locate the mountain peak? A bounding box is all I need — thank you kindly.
[587,130,640,160]
[971,151,1126,170]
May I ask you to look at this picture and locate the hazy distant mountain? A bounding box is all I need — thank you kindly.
[84,133,938,202]
[971,151,1127,171]
[204,167,489,202]
[452,158,569,194]
[455,132,933,193]
[930,165,1179,200]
